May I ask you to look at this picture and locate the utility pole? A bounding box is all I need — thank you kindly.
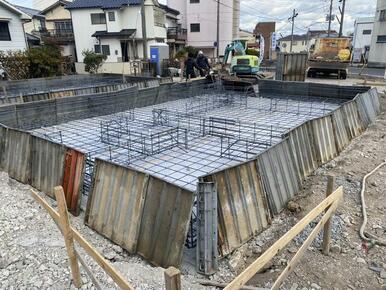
[141,0,148,60]
[327,0,333,37]
[216,0,220,59]
[338,0,346,37]
[289,9,298,52]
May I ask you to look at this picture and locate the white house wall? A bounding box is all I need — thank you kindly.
[0,6,27,52]
[353,21,373,50]
[72,5,167,63]
[368,0,386,68]
[168,0,238,57]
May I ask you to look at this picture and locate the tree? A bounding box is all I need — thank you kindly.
[27,45,63,78]
[175,46,199,60]
[82,50,107,74]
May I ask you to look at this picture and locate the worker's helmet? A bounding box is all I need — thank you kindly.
[198,50,204,55]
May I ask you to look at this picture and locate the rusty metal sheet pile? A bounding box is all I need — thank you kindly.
[203,161,271,256]
[86,159,194,268]
[257,139,301,215]
[310,116,338,164]
[30,137,66,198]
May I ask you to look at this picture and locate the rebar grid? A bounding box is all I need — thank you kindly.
[31,90,346,192]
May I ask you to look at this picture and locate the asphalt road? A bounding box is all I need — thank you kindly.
[349,66,386,77]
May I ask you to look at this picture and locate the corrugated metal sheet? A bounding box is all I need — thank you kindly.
[331,107,350,152]
[284,121,318,181]
[1,128,31,183]
[136,175,194,268]
[63,149,85,216]
[0,125,6,169]
[86,159,194,268]
[0,105,17,127]
[311,116,337,164]
[30,136,66,198]
[369,88,381,115]
[276,53,308,82]
[257,139,300,215]
[86,159,148,252]
[341,101,364,139]
[202,161,271,256]
[355,92,376,126]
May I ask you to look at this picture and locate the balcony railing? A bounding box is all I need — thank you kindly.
[41,29,74,42]
[167,27,187,41]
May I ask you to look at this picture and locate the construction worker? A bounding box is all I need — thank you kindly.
[196,51,210,77]
[185,53,199,81]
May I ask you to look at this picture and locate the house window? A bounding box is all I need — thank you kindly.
[94,45,110,55]
[0,22,11,41]
[293,41,298,46]
[54,21,72,32]
[91,13,106,25]
[102,45,110,55]
[377,35,386,43]
[190,0,200,3]
[190,23,200,32]
[362,29,372,35]
[108,12,115,22]
[380,10,386,21]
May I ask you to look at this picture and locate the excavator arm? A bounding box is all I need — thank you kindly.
[223,41,246,64]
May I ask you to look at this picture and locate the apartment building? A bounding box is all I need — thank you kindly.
[167,0,241,58]
[352,17,374,63]
[368,0,386,67]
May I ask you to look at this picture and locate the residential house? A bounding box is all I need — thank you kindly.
[167,0,241,58]
[277,34,308,53]
[161,4,186,57]
[368,0,386,68]
[254,22,276,59]
[14,5,45,46]
[352,17,374,63]
[66,0,171,74]
[40,0,76,60]
[0,0,30,52]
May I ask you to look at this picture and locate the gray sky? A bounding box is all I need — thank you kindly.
[10,0,377,36]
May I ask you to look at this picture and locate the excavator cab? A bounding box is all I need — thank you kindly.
[231,55,260,75]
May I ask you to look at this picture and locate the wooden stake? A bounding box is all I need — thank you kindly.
[164,267,181,290]
[322,175,335,255]
[31,189,134,290]
[54,186,82,288]
[224,187,343,290]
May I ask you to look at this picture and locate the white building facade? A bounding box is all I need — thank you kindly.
[0,1,30,53]
[368,0,386,68]
[67,0,168,73]
[167,0,240,58]
[352,17,374,63]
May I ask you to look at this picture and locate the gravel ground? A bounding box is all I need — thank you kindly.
[0,176,203,290]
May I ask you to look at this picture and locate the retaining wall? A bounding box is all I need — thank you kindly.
[199,86,382,256]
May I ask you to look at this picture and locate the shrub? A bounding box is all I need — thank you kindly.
[26,45,63,78]
[0,51,30,80]
[82,50,107,74]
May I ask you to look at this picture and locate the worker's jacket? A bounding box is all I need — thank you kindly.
[196,55,210,69]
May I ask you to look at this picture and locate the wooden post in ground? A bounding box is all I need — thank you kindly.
[54,186,82,288]
[164,267,181,290]
[322,175,335,255]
